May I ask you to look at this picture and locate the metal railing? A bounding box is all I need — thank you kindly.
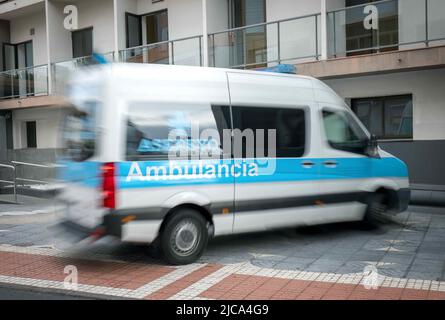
[0,64,49,100]
[0,161,55,204]
[52,53,115,94]
[0,163,17,203]
[327,0,445,58]
[119,35,203,67]
[11,161,54,187]
[208,13,321,69]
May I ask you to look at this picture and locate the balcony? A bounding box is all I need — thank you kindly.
[327,0,445,58]
[0,65,48,100]
[1,0,444,103]
[209,13,321,69]
[119,35,203,67]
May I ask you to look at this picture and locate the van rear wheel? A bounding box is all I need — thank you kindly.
[160,209,208,265]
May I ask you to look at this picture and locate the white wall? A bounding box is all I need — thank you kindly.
[324,68,445,141]
[12,106,65,149]
[9,9,47,66]
[115,0,138,50]
[47,1,71,62]
[75,0,115,54]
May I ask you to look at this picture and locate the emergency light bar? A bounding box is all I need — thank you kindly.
[257,64,296,74]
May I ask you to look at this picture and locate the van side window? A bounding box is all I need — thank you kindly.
[322,109,369,154]
[126,103,231,161]
[232,106,306,158]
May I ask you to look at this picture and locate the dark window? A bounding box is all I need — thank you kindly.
[26,121,37,148]
[322,109,369,154]
[125,13,142,48]
[72,27,93,58]
[232,106,306,158]
[146,10,168,44]
[351,95,413,139]
[126,103,230,161]
[62,101,98,162]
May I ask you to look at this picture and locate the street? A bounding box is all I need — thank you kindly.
[0,201,445,300]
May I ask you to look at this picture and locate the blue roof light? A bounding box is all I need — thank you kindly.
[92,53,109,64]
[257,64,296,74]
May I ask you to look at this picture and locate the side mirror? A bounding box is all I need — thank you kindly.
[366,135,380,158]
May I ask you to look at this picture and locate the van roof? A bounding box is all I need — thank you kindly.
[69,63,345,105]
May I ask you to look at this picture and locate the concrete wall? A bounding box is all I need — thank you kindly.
[47,1,71,62]
[380,140,445,188]
[11,106,65,150]
[115,0,137,50]
[9,8,47,66]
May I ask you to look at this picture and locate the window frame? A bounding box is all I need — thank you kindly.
[321,107,370,155]
[351,94,413,141]
[25,121,37,149]
[71,26,94,58]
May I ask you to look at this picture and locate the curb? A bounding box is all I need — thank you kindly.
[0,281,136,300]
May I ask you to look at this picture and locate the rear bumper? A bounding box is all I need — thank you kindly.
[103,210,162,243]
[50,220,95,249]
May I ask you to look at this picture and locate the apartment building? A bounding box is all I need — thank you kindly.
[0,0,444,201]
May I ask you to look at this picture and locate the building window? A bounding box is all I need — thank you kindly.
[145,10,168,45]
[232,106,306,158]
[72,27,93,58]
[351,95,413,140]
[26,121,37,148]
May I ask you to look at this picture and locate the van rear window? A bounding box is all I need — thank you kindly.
[62,101,98,162]
[126,103,230,161]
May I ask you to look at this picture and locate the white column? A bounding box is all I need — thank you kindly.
[320,0,328,60]
[202,0,209,67]
[113,0,119,61]
[44,0,53,94]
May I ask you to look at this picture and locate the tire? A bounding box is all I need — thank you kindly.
[160,208,208,265]
[363,192,388,227]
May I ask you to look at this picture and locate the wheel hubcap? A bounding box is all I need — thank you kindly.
[171,220,200,256]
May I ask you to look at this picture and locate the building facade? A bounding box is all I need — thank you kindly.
[0,0,444,201]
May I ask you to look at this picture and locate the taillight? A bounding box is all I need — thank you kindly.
[101,162,116,209]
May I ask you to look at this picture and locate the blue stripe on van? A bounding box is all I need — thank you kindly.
[115,157,408,189]
[57,157,408,189]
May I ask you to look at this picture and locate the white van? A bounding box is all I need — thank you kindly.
[57,64,410,265]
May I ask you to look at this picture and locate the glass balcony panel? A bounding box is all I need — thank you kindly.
[428,0,445,42]
[0,65,48,100]
[328,0,400,58]
[399,0,426,47]
[172,37,202,66]
[279,15,319,63]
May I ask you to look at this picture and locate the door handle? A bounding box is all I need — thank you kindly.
[324,161,338,167]
[301,161,315,168]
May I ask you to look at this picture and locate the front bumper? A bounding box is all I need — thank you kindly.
[392,188,411,214]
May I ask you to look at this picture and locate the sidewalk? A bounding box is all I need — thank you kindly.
[0,203,444,300]
[0,244,444,300]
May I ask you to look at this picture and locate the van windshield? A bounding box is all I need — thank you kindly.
[62,101,98,162]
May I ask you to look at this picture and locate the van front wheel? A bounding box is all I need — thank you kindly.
[363,192,388,227]
[160,209,208,265]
